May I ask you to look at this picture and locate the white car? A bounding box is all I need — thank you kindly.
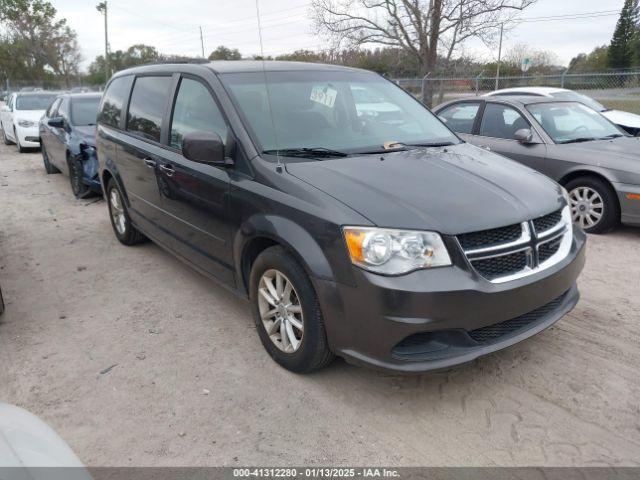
[1,91,59,152]
[484,87,640,136]
[0,403,91,479]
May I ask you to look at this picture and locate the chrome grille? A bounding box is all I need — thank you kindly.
[457,207,572,283]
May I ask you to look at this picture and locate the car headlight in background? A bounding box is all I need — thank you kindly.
[17,119,36,127]
[343,226,452,275]
[561,186,571,207]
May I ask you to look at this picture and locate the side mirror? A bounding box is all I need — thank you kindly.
[514,128,533,144]
[182,131,232,167]
[48,117,65,128]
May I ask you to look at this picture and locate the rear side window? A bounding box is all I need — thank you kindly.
[98,75,134,128]
[437,103,480,134]
[126,76,172,142]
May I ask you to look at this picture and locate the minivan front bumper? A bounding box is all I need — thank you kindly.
[315,227,586,373]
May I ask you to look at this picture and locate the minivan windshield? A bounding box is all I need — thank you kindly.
[70,97,100,126]
[16,94,57,111]
[527,102,624,144]
[222,71,459,156]
[549,91,605,112]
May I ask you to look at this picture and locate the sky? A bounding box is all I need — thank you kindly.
[49,0,625,72]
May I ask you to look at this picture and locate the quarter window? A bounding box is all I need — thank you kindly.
[170,78,227,150]
[47,98,62,117]
[437,103,480,134]
[480,103,530,140]
[127,76,172,142]
[98,75,134,128]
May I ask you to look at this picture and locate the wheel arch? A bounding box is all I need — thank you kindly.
[234,215,337,296]
[559,168,621,219]
[101,165,131,207]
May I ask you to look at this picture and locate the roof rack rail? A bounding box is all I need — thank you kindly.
[140,58,210,66]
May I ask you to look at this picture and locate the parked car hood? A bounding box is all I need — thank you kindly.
[602,109,640,129]
[558,136,640,174]
[15,109,45,123]
[285,143,564,235]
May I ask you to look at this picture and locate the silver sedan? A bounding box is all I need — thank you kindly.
[434,96,640,233]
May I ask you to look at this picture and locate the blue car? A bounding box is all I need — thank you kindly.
[39,93,102,198]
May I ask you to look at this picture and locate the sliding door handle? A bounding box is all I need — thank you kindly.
[143,158,156,168]
[159,164,175,177]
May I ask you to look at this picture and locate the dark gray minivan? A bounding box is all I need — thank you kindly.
[96,61,586,373]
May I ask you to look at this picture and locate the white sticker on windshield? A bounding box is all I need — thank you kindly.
[310,85,338,108]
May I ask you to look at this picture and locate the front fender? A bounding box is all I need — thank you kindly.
[100,159,132,208]
[234,214,336,283]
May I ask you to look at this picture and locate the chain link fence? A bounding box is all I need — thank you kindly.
[394,70,640,113]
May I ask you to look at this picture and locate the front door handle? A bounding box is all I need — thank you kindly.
[159,164,175,177]
[143,158,156,168]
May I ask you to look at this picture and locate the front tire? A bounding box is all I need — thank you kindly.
[249,246,334,373]
[68,155,91,198]
[2,126,13,145]
[566,176,619,234]
[106,179,147,245]
[15,128,25,153]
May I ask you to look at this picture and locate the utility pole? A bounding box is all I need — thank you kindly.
[199,26,205,58]
[495,22,504,91]
[97,2,109,82]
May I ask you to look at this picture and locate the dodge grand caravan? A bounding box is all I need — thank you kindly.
[96,61,586,373]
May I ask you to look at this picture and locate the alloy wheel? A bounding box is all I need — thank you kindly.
[569,186,604,230]
[257,269,304,353]
[109,188,127,235]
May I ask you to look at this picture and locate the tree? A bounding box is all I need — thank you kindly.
[86,44,160,84]
[608,0,639,69]
[568,46,609,72]
[208,46,242,61]
[504,43,561,73]
[0,0,81,86]
[311,0,537,105]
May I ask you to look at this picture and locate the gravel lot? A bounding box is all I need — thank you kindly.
[0,142,639,467]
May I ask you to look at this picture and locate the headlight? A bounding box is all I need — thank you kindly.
[81,144,96,158]
[343,226,452,275]
[561,186,571,207]
[18,119,35,127]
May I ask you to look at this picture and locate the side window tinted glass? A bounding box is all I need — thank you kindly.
[98,75,134,128]
[47,98,62,117]
[437,103,480,134]
[58,98,70,121]
[170,78,228,150]
[480,103,530,140]
[126,76,172,142]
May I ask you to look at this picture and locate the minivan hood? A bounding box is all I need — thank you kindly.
[602,109,640,129]
[286,143,564,235]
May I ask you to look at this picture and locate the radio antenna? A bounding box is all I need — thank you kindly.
[255,0,282,172]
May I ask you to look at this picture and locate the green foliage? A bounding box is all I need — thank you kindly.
[0,0,81,86]
[208,46,242,61]
[569,46,610,72]
[86,44,160,84]
[608,0,639,69]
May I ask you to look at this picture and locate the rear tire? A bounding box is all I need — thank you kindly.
[106,179,147,245]
[249,246,334,373]
[68,155,91,198]
[565,176,619,234]
[42,144,60,174]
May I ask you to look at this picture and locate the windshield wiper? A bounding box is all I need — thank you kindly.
[599,133,624,139]
[558,137,597,144]
[262,147,348,158]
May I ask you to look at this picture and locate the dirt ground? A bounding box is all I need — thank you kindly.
[0,142,639,467]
